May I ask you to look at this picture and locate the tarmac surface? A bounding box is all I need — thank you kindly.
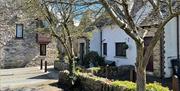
[0,66,62,91]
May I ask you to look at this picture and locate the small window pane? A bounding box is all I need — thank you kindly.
[40,44,46,56]
[16,24,23,38]
[115,42,126,57]
[103,43,107,55]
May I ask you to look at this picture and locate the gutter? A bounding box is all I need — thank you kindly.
[177,16,179,62]
[100,28,103,57]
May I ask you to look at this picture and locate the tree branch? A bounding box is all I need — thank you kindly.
[168,0,173,14]
[121,0,136,30]
[143,12,180,67]
[99,0,142,45]
[45,0,100,6]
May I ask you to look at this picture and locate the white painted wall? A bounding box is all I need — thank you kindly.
[90,25,137,66]
[89,29,101,55]
[164,15,180,78]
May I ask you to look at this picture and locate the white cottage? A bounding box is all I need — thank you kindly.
[78,1,180,78]
[163,16,180,78]
[78,15,180,78]
[89,25,137,66]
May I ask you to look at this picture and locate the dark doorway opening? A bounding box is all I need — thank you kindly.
[80,43,85,65]
[144,37,154,72]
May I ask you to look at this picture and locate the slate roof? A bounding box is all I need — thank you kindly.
[94,1,180,28]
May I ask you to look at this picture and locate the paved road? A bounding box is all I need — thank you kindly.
[0,66,61,91]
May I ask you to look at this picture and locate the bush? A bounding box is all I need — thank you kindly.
[112,81,136,90]
[111,81,169,91]
[83,51,105,67]
[87,67,101,73]
[146,83,169,91]
[75,66,85,72]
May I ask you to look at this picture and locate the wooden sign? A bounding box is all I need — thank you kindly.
[36,33,51,44]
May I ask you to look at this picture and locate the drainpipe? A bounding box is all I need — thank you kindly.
[100,28,103,57]
[177,16,179,62]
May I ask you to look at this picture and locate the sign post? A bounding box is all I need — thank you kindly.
[40,59,43,70]
[36,33,51,72]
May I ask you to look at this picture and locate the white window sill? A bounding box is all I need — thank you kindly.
[114,56,127,59]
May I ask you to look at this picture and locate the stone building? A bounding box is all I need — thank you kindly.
[0,1,58,68]
[0,18,58,68]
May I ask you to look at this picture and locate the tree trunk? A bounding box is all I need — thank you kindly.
[136,44,146,91]
[68,57,76,85]
[136,67,146,91]
[69,58,75,76]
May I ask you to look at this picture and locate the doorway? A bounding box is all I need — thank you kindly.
[144,37,154,72]
[80,43,85,65]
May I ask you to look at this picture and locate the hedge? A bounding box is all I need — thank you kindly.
[59,70,169,91]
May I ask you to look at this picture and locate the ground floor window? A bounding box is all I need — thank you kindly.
[16,24,23,39]
[115,42,127,57]
[103,43,107,55]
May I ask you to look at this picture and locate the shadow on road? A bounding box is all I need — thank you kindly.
[28,67,59,80]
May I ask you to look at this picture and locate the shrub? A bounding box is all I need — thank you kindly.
[75,66,84,72]
[146,83,169,91]
[83,51,105,67]
[87,67,101,73]
[112,81,136,90]
[111,81,169,91]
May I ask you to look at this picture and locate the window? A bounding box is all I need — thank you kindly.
[115,42,127,57]
[36,19,49,28]
[103,43,107,55]
[40,44,46,56]
[16,24,23,38]
[36,20,44,28]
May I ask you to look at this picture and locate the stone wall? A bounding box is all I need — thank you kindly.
[88,66,134,81]
[58,70,169,91]
[58,70,129,91]
[145,27,161,77]
[0,28,58,68]
[0,6,58,68]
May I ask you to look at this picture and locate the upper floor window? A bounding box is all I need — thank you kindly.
[115,42,127,57]
[35,18,49,28]
[16,24,23,39]
[36,19,44,28]
[103,43,107,56]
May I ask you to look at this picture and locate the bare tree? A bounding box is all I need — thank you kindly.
[25,0,100,85]
[98,0,180,91]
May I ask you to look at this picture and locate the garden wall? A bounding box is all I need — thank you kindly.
[58,70,169,91]
[88,65,134,81]
[58,70,128,91]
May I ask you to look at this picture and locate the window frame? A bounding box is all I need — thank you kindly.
[115,42,127,57]
[16,24,23,39]
[40,44,46,56]
[103,43,107,56]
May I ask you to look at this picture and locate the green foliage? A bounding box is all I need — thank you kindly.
[88,67,101,73]
[75,71,169,91]
[112,81,136,90]
[146,83,169,91]
[111,81,169,91]
[75,66,84,73]
[83,51,105,67]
